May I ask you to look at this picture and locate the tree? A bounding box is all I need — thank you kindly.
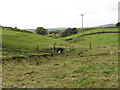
[15,27,17,29]
[35,27,47,35]
[61,28,77,37]
[116,22,120,27]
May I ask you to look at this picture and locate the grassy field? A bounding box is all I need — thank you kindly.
[59,28,118,40]
[2,45,118,88]
[72,33,118,45]
[1,27,119,88]
[2,29,69,50]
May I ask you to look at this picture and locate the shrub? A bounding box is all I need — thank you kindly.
[116,22,120,27]
[2,26,33,33]
[35,27,47,35]
[61,28,77,37]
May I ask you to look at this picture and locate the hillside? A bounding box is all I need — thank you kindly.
[2,26,119,88]
[2,28,69,50]
[2,27,119,49]
[96,24,116,28]
[52,28,119,45]
[69,28,118,45]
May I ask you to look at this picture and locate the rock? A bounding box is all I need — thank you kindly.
[110,51,115,54]
[117,50,120,53]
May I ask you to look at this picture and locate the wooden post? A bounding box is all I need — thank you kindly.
[54,43,56,54]
[89,43,91,49]
[99,44,100,48]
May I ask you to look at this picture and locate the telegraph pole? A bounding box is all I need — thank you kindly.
[80,14,84,40]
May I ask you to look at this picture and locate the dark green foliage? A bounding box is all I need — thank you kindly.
[116,22,120,27]
[1,26,33,33]
[49,30,60,34]
[15,27,17,29]
[35,27,47,35]
[61,28,77,37]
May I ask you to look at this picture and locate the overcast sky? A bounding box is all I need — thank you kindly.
[0,0,119,29]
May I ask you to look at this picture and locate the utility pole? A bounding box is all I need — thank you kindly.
[80,14,84,40]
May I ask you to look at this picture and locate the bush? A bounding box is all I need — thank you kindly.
[61,28,77,37]
[116,22,120,27]
[35,27,47,35]
[2,26,33,33]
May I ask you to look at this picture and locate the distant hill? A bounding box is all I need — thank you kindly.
[23,29,35,32]
[24,27,70,32]
[24,24,116,32]
[96,24,116,28]
[47,27,70,32]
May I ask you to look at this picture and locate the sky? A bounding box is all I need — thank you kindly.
[0,0,119,29]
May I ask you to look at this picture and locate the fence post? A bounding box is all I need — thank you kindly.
[99,44,100,48]
[89,43,91,49]
[54,43,56,54]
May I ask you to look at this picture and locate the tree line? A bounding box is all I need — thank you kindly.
[35,22,120,36]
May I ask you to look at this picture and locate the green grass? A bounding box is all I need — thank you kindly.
[2,27,119,88]
[73,33,118,45]
[59,28,118,40]
[2,29,69,50]
[58,28,118,46]
[2,45,118,88]
[1,28,79,60]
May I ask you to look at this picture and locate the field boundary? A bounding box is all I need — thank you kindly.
[64,31,120,41]
[78,31,120,37]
